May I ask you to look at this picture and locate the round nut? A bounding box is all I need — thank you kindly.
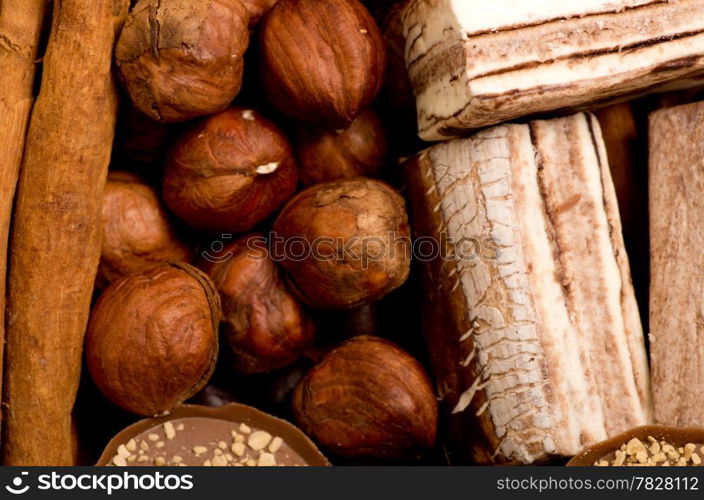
[259,0,386,128]
[86,263,221,416]
[200,233,316,374]
[292,335,438,458]
[272,178,411,309]
[116,0,250,122]
[97,171,193,289]
[296,109,388,186]
[163,107,298,234]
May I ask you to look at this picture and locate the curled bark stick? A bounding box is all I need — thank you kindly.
[2,0,128,465]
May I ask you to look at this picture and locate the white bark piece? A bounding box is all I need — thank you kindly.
[403,0,704,141]
[405,112,651,464]
[649,101,704,428]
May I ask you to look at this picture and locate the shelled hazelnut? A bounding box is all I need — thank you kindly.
[86,263,220,416]
[292,335,438,459]
[273,178,411,309]
[260,0,386,128]
[116,0,250,122]
[296,109,388,186]
[97,172,193,289]
[163,108,297,234]
[200,233,316,374]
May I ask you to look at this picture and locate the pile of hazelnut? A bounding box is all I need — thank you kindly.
[79,0,439,465]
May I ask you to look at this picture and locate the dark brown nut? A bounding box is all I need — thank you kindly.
[97,172,193,289]
[259,0,386,128]
[296,109,388,186]
[86,263,220,416]
[272,178,411,309]
[163,107,298,234]
[200,233,316,374]
[116,0,250,123]
[292,335,438,459]
[242,0,278,26]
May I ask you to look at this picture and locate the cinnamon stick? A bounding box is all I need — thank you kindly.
[0,0,50,434]
[2,0,128,465]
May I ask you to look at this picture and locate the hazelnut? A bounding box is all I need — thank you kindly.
[86,263,220,416]
[116,0,250,122]
[272,178,411,309]
[200,233,316,374]
[292,335,438,458]
[163,108,298,234]
[242,0,278,26]
[97,172,193,289]
[259,0,386,128]
[296,109,388,186]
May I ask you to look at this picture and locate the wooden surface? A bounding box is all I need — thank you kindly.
[650,100,704,427]
[405,112,650,464]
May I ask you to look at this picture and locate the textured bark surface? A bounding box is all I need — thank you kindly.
[405,112,651,464]
[2,0,128,465]
[403,0,704,140]
[0,0,50,433]
[649,101,704,428]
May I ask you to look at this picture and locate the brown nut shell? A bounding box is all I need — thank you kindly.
[296,109,388,186]
[242,0,278,26]
[259,0,386,128]
[163,107,298,234]
[116,0,250,122]
[86,263,221,416]
[200,233,316,374]
[97,172,193,289]
[292,335,438,459]
[272,178,411,309]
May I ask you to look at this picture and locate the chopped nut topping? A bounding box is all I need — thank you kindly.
[148,433,159,442]
[117,444,131,459]
[595,438,704,466]
[193,446,208,456]
[164,422,176,440]
[126,439,137,452]
[248,431,272,451]
[239,423,251,434]
[154,457,165,466]
[113,455,127,466]
[258,453,277,466]
[232,442,245,457]
[269,437,283,453]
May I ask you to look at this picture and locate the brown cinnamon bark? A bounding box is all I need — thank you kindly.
[0,0,50,434]
[2,0,128,465]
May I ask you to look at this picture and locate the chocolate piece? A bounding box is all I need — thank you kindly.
[96,404,329,466]
[568,426,704,466]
